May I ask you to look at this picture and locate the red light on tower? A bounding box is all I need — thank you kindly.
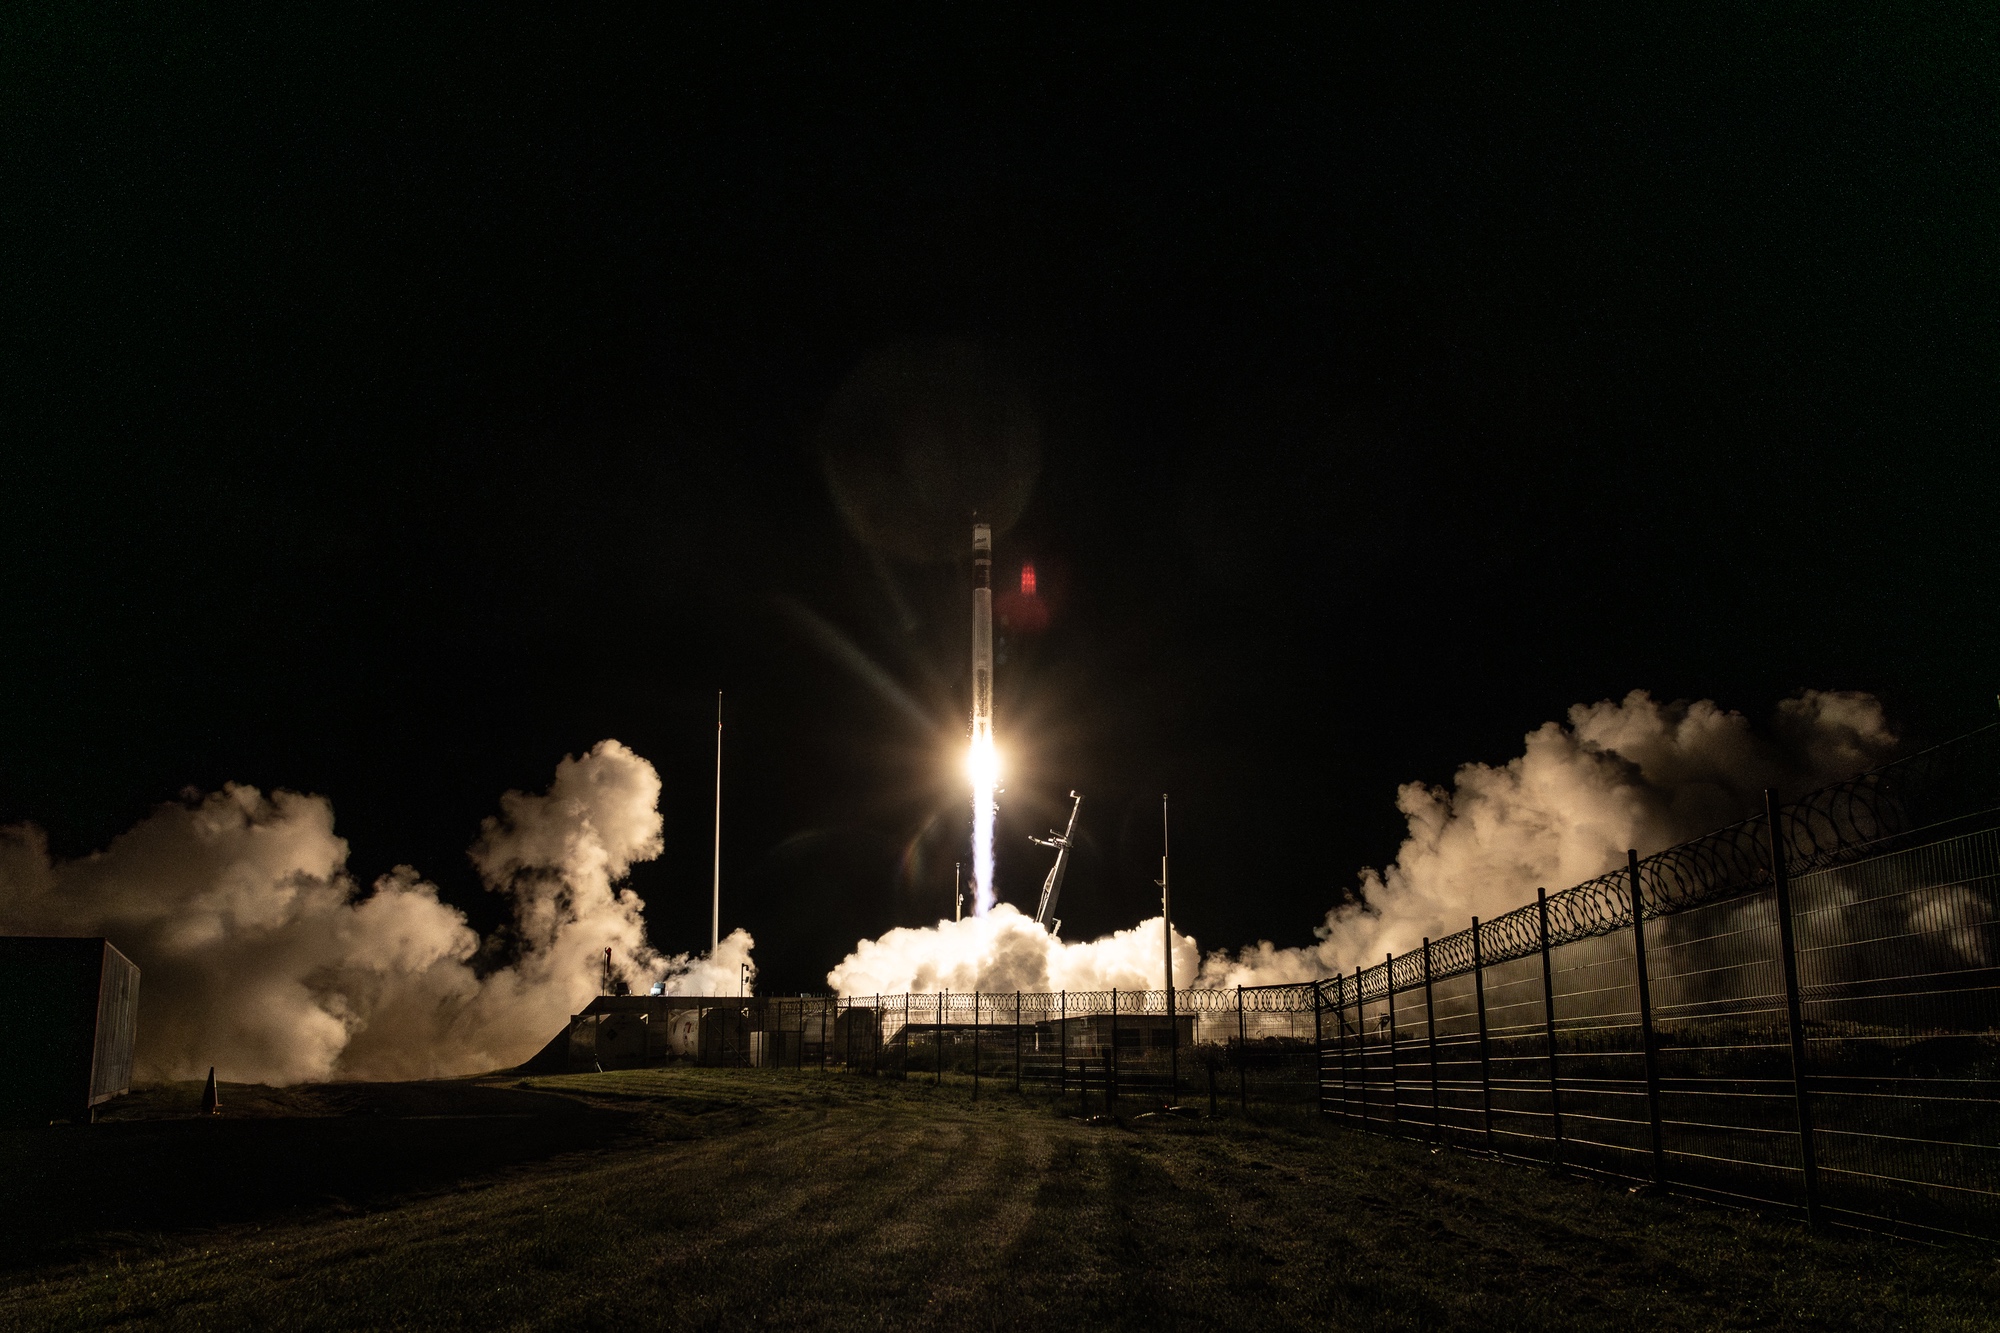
[1020,563,1037,596]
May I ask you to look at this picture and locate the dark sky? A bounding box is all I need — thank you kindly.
[6,8,1995,993]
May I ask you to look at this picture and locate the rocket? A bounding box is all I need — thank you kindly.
[971,522,993,746]
[968,521,998,913]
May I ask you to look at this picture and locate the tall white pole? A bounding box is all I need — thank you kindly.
[1161,793,1178,1098]
[712,690,723,954]
[1160,794,1174,994]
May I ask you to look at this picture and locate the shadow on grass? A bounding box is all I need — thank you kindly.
[0,1079,631,1275]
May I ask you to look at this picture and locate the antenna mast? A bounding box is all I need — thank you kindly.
[1031,791,1083,934]
[1158,793,1178,1099]
[711,690,722,953]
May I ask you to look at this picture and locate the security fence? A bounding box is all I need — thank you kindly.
[577,725,1998,1242]
[1321,724,2000,1242]
[660,982,1321,1117]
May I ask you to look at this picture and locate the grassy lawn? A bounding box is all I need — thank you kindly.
[2,1068,1994,1331]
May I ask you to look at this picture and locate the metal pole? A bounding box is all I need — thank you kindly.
[1161,793,1178,1103]
[1472,917,1493,1153]
[821,998,828,1073]
[1424,938,1441,1142]
[1109,989,1119,1113]
[711,691,722,953]
[1766,788,1823,1229]
[1059,990,1067,1097]
[1385,953,1398,1132]
[936,990,944,1087]
[1335,973,1349,1119]
[1356,965,1367,1128]
[1314,978,1326,1119]
[1015,991,1022,1093]
[1236,985,1247,1112]
[1538,887,1563,1169]
[872,994,881,1075]
[1627,849,1666,1189]
[973,990,981,1101]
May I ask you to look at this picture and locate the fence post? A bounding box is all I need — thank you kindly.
[1236,985,1247,1112]
[1627,849,1666,1189]
[821,998,829,1073]
[1424,939,1441,1142]
[902,992,910,1078]
[1537,888,1564,1170]
[973,991,981,1102]
[1110,989,1120,1113]
[1015,991,1022,1093]
[1336,974,1349,1119]
[1385,954,1399,1132]
[1766,788,1823,1230]
[1356,966,1367,1128]
[936,990,945,1087]
[1059,990,1067,1098]
[1472,916,1493,1153]
[1314,979,1326,1119]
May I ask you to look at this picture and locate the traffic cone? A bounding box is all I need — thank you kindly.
[199,1066,220,1115]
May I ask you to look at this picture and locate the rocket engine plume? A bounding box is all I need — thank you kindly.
[970,521,997,913]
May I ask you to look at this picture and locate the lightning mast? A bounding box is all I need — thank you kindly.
[1158,793,1177,1098]
[1031,791,1083,935]
[711,690,722,953]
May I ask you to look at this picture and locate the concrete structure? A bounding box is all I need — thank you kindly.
[0,937,139,1125]
[1038,1013,1194,1059]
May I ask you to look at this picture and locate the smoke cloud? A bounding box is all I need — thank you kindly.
[825,690,1895,998]
[0,740,753,1084]
[1198,689,1896,985]
[828,904,1198,996]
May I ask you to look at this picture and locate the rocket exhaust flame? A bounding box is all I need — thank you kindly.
[970,522,997,913]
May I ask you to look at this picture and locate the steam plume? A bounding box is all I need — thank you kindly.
[829,690,1895,997]
[828,904,1197,995]
[0,740,752,1084]
[1198,689,1896,985]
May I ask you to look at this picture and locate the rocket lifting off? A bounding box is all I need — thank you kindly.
[968,522,998,913]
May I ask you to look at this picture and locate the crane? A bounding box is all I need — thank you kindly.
[1031,791,1083,935]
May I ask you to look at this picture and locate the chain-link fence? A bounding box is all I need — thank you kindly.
[623,983,1320,1117]
[1321,725,2000,1242]
[566,726,1999,1241]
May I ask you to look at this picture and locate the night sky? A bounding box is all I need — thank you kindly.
[6,9,1995,993]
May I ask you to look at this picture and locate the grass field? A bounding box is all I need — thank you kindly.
[3,1069,1995,1331]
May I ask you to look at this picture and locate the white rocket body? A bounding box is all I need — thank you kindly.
[969,522,997,913]
[971,523,994,744]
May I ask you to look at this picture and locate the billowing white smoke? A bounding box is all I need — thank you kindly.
[826,690,1895,997]
[0,740,754,1084]
[1198,689,1896,985]
[828,903,1198,995]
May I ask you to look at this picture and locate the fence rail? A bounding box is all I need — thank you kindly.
[1318,726,2000,1243]
[582,726,1999,1243]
